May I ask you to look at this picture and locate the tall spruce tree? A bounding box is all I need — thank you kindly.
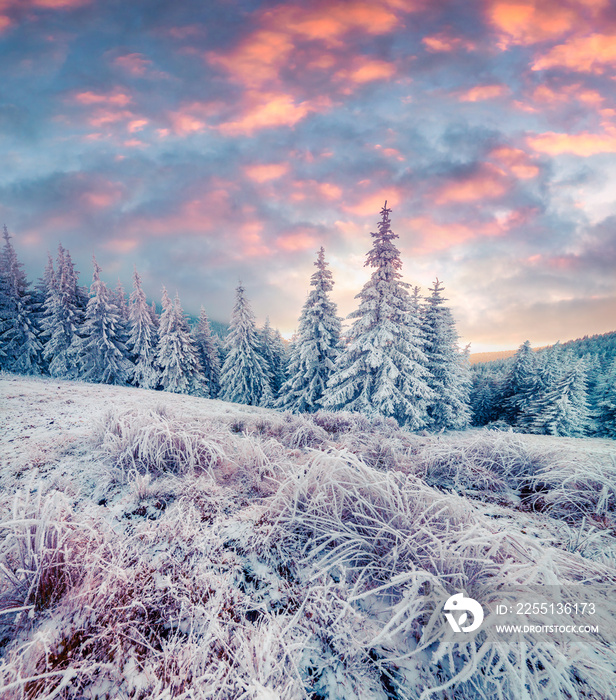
[219,282,272,406]
[127,268,158,389]
[421,278,471,430]
[0,225,42,374]
[259,317,287,398]
[156,292,206,395]
[524,356,592,436]
[278,247,341,413]
[75,257,131,384]
[192,306,221,398]
[499,340,537,424]
[595,358,616,438]
[323,204,432,428]
[40,245,83,378]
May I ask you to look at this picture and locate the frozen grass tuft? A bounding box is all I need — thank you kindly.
[94,406,227,477]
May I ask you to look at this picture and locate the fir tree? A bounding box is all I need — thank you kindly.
[524,357,592,436]
[41,245,84,378]
[114,280,129,322]
[595,359,616,438]
[127,268,158,389]
[323,204,432,428]
[499,340,537,424]
[421,278,471,430]
[0,225,42,374]
[259,317,288,399]
[219,282,272,406]
[278,247,341,413]
[75,257,131,385]
[156,292,206,395]
[192,306,221,398]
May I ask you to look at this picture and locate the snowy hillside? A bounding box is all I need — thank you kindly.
[1,374,616,699]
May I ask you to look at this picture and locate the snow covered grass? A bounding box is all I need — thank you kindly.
[1,374,616,699]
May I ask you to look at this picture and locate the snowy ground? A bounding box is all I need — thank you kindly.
[1,373,616,699]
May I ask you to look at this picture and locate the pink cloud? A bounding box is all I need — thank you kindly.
[422,32,476,52]
[206,30,294,89]
[216,92,330,136]
[0,15,12,32]
[487,1,579,48]
[287,179,343,202]
[434,164,509,204]
[80,179,125,209]
[73,89,132,107]
[244,162,290,183]
[343,188,401,216]
[128,119,148,133]
[532,33,616,73]
[459,84,509,102]
[88,109,135,128]
[114,53,152,76]
[238,221,271,257]
[405,209,537,253]
[274,1,404,43]
[334,58,397,89]
[276,227,318,252]
[104,238,139,253]
[527,129,616,155]
[490,147,540,179]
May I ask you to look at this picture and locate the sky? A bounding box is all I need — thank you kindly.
[1,0,615,352]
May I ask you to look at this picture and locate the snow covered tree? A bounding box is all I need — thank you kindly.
[219,282,272,406]
[499,340,537,424]
[40,245,84,378]
[192,306,221,398]
[259,317,287,398]
[420,278,471,430]
[523,356,592,436]
[114,280,129,322]
[323,203,433,428]
[156,292,206,395]
[127,268,158,389]
[518,343,563,431]
[595,359,616,438]
[74,257,131,385]
[0,225,42,374]
[277,247,341,413]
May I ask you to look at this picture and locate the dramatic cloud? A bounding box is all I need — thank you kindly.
[0,0,615,351]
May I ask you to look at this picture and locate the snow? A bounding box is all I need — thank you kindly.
[1,373,616,699]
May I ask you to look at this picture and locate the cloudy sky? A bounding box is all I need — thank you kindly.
[1,0,615,351]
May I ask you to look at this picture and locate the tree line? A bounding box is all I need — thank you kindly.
[471,335,616,438]
[0,204,474,432]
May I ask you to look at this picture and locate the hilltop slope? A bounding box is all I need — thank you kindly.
[1,374,616,700]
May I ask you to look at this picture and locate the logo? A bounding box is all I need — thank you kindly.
[444,593,484,633]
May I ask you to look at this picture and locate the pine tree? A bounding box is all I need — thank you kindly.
[421,278,471,430]
[192,306,221,398]
[219,282,272,406]
[75,257,132,384]
[278,247,341,413]
[524,357,592,436]
[41,245,84,378]
[323,204,433,428]
[156,292,206,395]
[595,359,616,438]
[127,268,158,389]
[0,225,42,374]
[499,340,537,424]
[258,317,287,399]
